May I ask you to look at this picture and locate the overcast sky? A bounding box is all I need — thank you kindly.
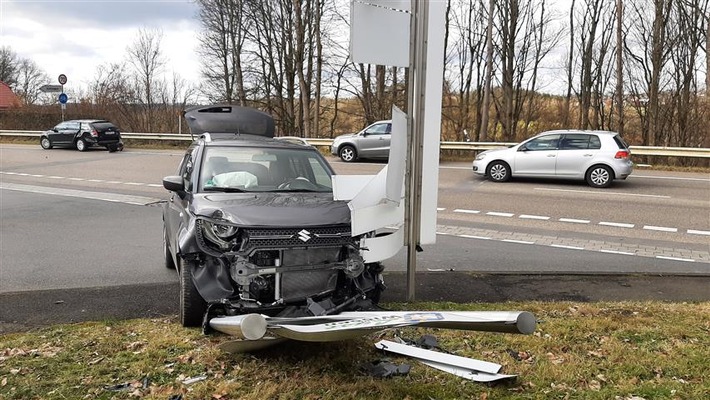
[0,0,582,96]
[1,0,201,92]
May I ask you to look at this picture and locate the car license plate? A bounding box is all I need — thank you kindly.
[106,131,115,135]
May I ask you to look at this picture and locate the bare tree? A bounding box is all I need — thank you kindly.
[0,46,19,87]
[625,0,674,145]
[615,0,625,136]
[127,27,166,132]
[15,58,49,105]
[492,0,559,141]
[196,0,249,104]
[480,0,495,141]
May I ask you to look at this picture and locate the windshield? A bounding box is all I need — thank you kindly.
[199,146,334,193]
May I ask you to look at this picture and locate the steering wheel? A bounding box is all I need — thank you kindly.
[278,177,318,190]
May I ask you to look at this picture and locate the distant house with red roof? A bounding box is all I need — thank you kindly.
[0,81,21,109]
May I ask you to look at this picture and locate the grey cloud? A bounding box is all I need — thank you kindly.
[11,0,198,28]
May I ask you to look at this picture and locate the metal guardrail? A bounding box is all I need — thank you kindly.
[2,130,709,158]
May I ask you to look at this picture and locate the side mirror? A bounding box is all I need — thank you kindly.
[163,175,185,194]
[52,128,58,132]
[518,145,528,152]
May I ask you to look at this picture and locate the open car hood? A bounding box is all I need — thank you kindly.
[191,192,351,226]
[184,105,275,138]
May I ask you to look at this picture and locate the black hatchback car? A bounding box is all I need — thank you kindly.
[40,119,124,152]
[162,105,384,327]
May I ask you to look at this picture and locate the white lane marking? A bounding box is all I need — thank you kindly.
[535,188,671,199]
[47,176,63,179]
[519,214,550,220]
[600,249,636,256]
[123,182,144,186]
[29,174,44,177]
[560,218,590,224]
[68,177,84,181]
[551,244,584,250]
[599,221,635,228]
[656,256,695,262]
[437,207,446,211]
[502,239,534,244]
[643,225,678,233]
[439,166,472,170]
[487,211,514,217]
[147,184,163,188]
[688,229,710,236]
[87,179,104,182]
[3,172,18,175]
[459,234,492,240]
[440,232,703,263]
[632,174,710,182]
[454,209,480,214]
[0,183,161,206]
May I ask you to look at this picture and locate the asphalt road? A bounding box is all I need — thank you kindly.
[1,144,708,332]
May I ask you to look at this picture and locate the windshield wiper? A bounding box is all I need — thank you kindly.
[203,186,247,193]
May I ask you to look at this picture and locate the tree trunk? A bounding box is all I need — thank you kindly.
[616,0,624,136]
[480,0,494,141]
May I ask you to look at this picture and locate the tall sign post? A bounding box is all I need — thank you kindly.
[349,0,446,301]
[58,74,68,121]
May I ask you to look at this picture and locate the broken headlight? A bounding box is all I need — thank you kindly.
[200,219,240,250]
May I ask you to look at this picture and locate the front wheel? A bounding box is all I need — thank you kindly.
[40,137,52,149]
[339,145,357,162]
[179,259,207,327]
[76,138,87,152]
[586,165,613,188]
[487,161,511,182]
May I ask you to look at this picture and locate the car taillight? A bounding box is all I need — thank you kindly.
[614,150,630,159]
[90,129,99,137]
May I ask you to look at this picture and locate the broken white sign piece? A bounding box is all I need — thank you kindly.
[375,340,516,383]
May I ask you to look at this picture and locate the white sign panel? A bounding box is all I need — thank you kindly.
[350,0,410,67]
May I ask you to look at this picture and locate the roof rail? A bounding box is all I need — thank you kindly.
[200,132,212,142]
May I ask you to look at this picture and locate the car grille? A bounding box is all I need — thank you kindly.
[281,269,339,301]
[241,226,356,253]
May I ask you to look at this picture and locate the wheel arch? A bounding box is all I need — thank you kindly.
[586,163,616,180]
[486,159,512,177]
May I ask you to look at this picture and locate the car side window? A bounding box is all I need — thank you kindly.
[54,122,69,130]
[524,134,560,151]
[589,135,601,149]
[365,123,390,136]
[560,134,591,150]
[67,121,80,131]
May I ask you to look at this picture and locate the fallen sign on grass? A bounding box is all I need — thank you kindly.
[375,340,516,383]
[211,310,536,352]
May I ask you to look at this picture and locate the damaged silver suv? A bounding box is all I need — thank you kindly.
[162,105,384,327]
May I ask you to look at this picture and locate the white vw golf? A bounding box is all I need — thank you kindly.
[472,130,633,188]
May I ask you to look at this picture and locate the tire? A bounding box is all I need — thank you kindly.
[586,165,613,188]
[487,161,511,182]
[339,145,357,162]
[163,226,176,270]
[76,138,87,152]
[179,258,207,327]
[40,137,52,149]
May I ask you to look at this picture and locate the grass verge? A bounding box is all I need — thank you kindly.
[1,301,708,399]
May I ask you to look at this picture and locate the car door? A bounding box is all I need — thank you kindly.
[49,122,71,144]
[357,122,391,158]
[60,121,81,143]
[512,134,561,176]
[165,148,198,257]
[555,134,600,178]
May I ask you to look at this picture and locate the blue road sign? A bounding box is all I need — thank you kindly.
[58,93,68,104]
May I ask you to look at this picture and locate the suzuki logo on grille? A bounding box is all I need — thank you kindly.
[297,229,312,242]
